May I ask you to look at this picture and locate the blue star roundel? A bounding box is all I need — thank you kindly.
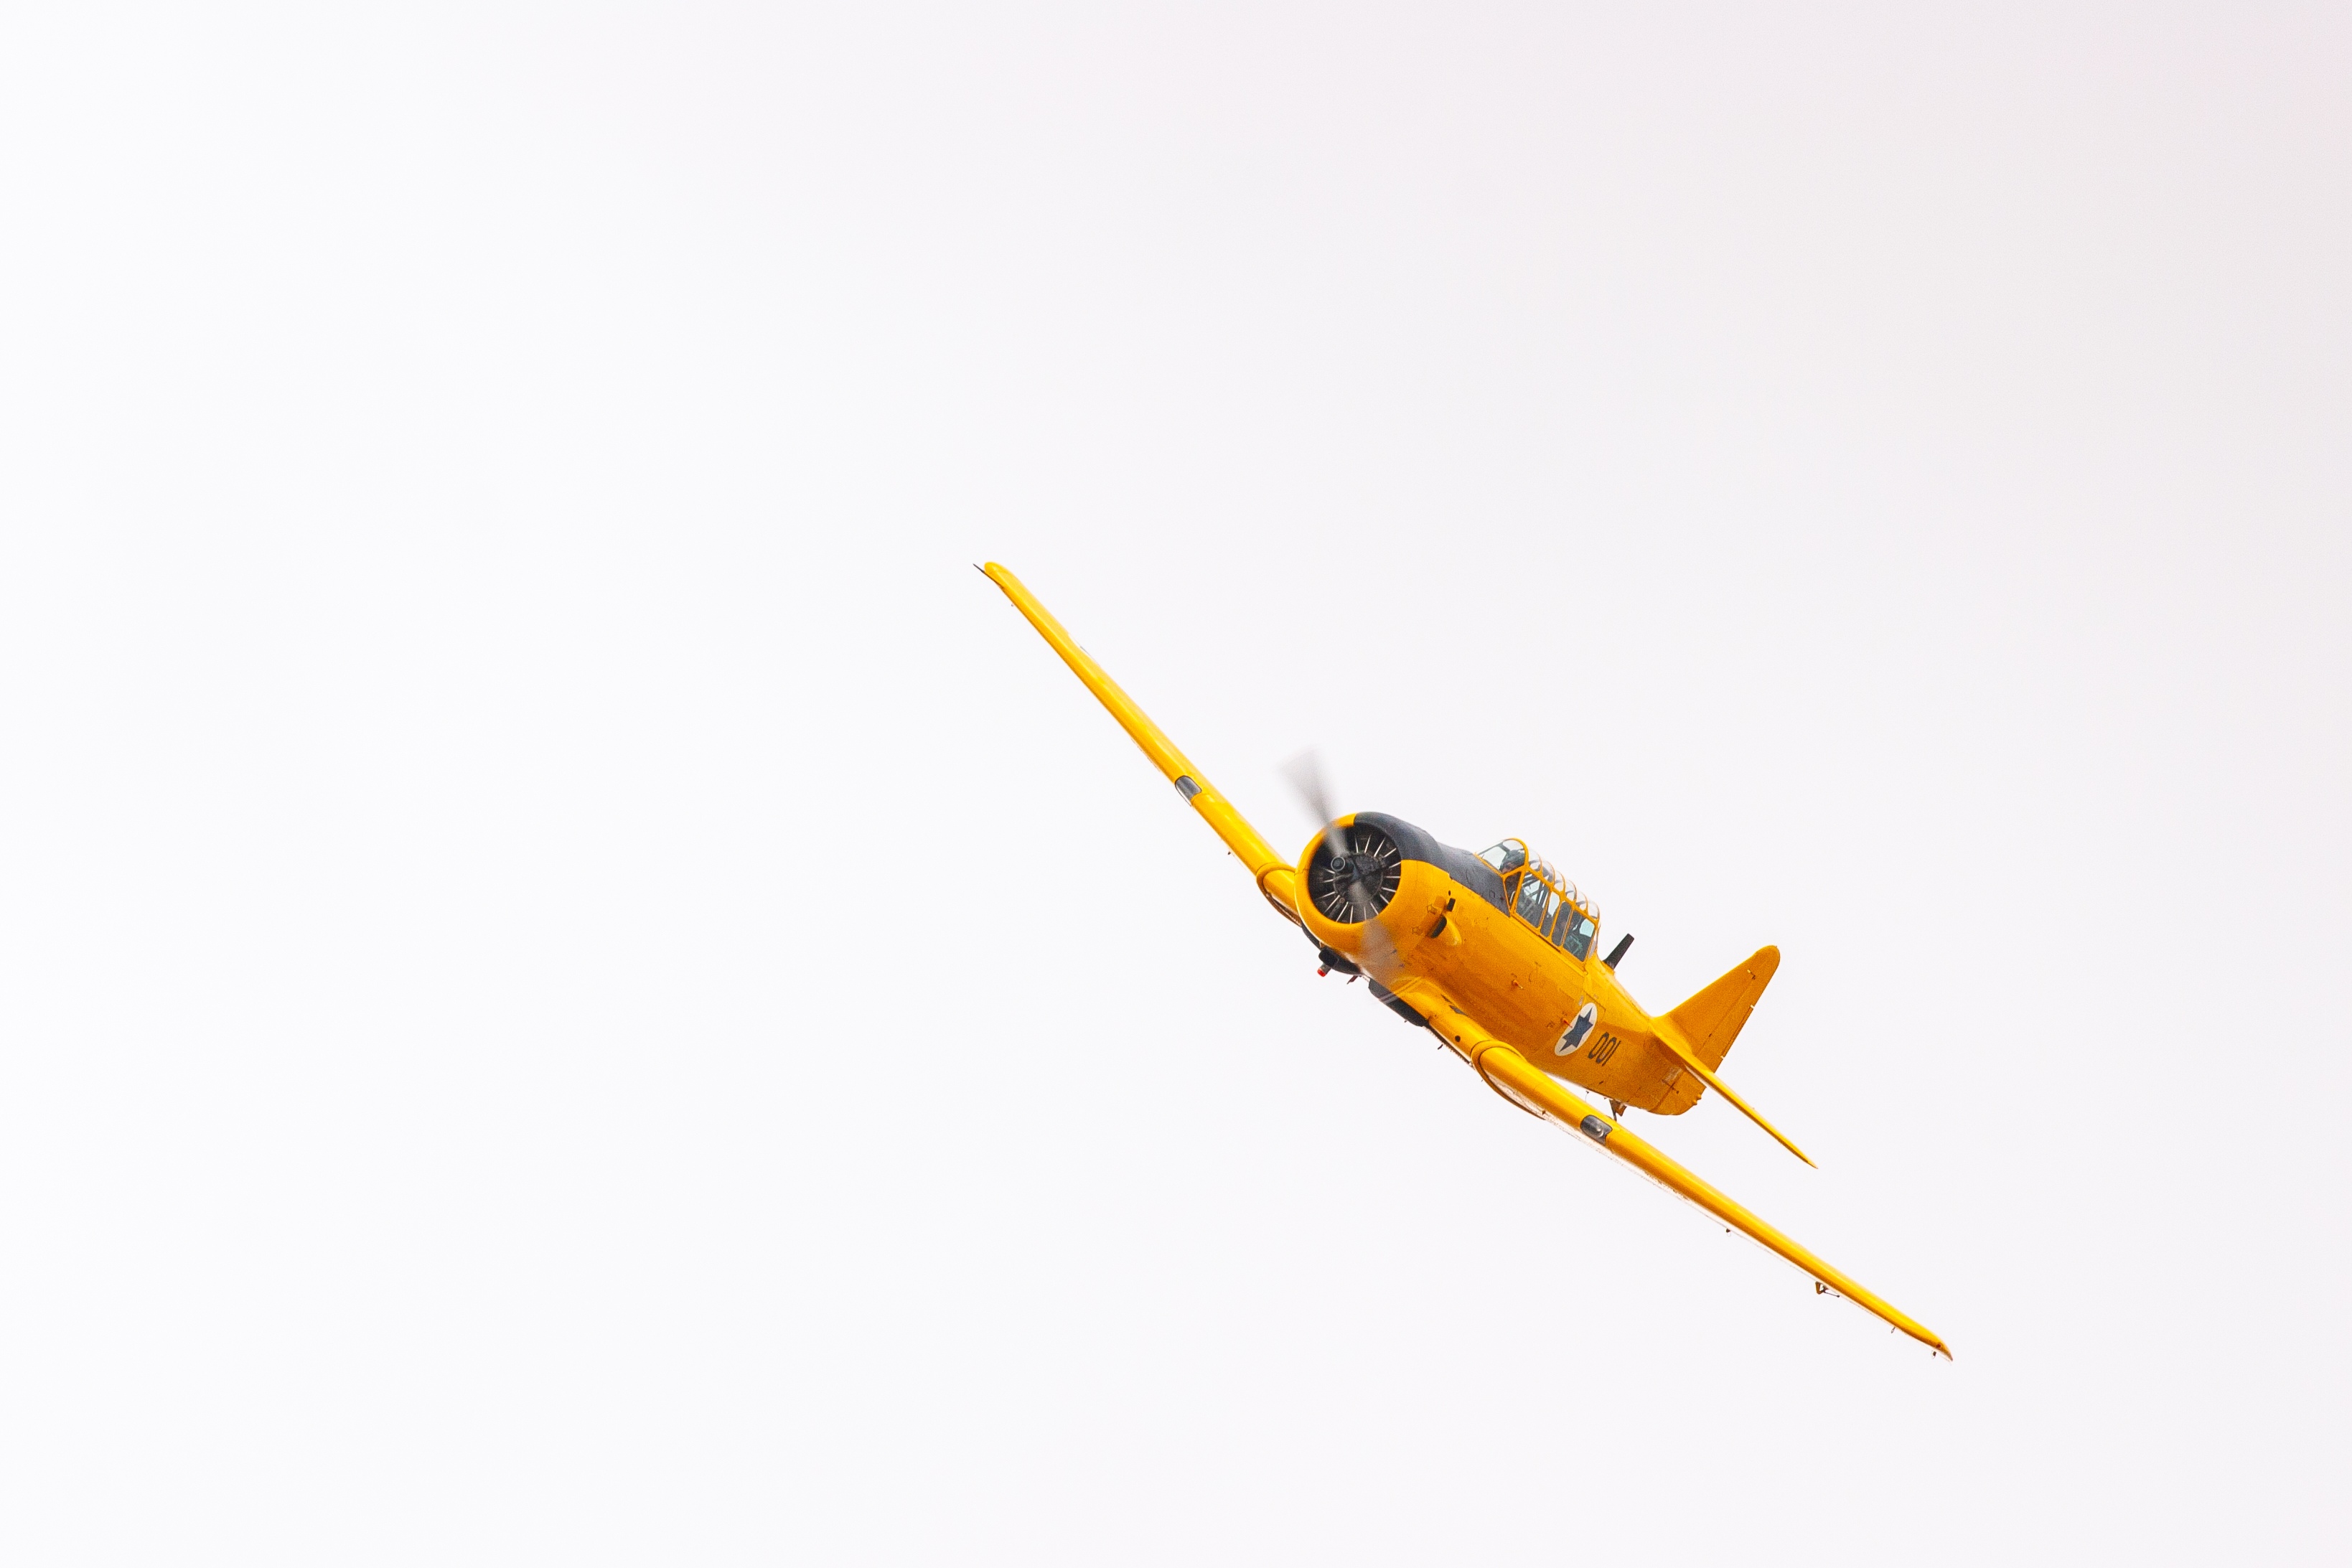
[1555,1002,1598,1057]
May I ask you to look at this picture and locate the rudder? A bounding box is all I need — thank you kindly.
[1664,945,1780,1073]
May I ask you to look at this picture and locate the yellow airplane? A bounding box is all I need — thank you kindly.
[981,563,1949,1358]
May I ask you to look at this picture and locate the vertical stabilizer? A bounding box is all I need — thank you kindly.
[1664,945,1780,1071]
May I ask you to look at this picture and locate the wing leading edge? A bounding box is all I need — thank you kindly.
[982,563,1301,920]
[1407,984,1950,1357]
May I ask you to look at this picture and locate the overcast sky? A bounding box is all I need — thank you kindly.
[2,4,2347,1562]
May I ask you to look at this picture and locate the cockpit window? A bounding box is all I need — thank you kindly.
[1484,836,1601,957]
[1479,840,1527,874]
[1518,873,1555,929]
[1557,913,1597,960]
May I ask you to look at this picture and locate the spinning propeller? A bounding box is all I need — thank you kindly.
[1283,751,1402,966]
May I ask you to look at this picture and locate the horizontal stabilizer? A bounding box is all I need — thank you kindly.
[1653,946,1809,1164]
[1651,1025,1815,1168]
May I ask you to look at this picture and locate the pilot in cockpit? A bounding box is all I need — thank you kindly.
[1479,840,1600,960]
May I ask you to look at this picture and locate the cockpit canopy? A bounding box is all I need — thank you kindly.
[1478,839,1601,960]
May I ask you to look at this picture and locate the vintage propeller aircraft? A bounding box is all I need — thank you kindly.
[980,563,1949,1358]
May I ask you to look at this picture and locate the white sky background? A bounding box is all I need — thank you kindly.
[1,3,2347,1562]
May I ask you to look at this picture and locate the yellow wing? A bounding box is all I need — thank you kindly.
[1414,985,1950,1357]
[981,563,1302,921]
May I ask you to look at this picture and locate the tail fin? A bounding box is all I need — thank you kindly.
[1650,947,1811,1165]
[1667,945,1781,1072]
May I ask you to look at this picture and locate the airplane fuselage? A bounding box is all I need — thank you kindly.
[1296,812,1705,1115]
